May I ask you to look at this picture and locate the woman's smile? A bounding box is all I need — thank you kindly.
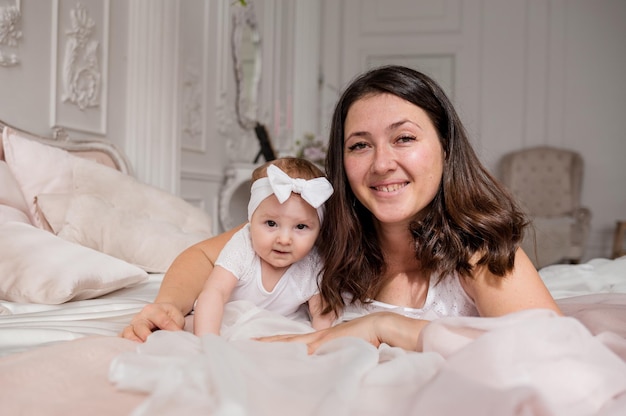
[371,181,409,193]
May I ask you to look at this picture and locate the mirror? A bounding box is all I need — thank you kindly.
[231,1,262,130]
[231,0,275,162]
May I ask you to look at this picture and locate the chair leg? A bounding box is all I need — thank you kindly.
[612,221,626,259]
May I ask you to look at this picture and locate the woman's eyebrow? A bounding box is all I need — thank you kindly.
[344,130,369,141]
[345,119,423,141]
[387,119,423,132]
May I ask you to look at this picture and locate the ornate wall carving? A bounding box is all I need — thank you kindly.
[0,1,22,67]
[51,0,109,134]
[61,2,101,111]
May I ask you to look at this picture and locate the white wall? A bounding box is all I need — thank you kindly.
[1,0,624,260]
[317,0,626,261]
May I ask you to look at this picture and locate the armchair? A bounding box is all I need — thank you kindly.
[499,146,591,268]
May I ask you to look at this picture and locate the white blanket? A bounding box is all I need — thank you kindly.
[109,300,626,416]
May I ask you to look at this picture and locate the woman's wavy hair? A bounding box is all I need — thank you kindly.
[319,65,528,315]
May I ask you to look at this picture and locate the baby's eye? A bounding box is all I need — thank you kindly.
[266,220,277,227]
[295,224,308,230]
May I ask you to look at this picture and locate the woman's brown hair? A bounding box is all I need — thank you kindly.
[319,65,528,315]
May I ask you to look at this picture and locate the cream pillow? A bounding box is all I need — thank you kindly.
[37,193,211,273]
[2,127,76,228]
[0,205,31,225]
[71,157,213,234]
[0,222,148,304]
[0,161,32,224]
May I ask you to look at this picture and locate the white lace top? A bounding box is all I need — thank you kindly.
[215,224,321,319]
[342,272,479,321]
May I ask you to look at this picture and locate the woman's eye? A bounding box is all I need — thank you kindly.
[397,135,416,144]
[346,141,368,152]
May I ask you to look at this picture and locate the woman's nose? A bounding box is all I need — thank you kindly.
[371,145,396,174]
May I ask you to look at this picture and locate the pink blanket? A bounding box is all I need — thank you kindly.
[1,294,626,416]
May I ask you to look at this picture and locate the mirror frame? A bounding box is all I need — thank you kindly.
[231,1,262,130]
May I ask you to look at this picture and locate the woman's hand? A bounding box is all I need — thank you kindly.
[120,302,186,342]
[257,312,428,354]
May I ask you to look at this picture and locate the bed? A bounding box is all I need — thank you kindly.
[0,121,625,416]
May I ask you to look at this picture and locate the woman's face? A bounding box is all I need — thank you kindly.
[343,93,444,227]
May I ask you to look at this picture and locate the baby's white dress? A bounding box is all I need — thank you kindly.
[215,224,321,319]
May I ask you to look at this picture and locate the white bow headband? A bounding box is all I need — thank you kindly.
[247,164,334,222]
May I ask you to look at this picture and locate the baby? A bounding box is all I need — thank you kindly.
[193,157,335,336]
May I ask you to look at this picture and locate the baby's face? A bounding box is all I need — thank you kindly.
[249,193,320,270]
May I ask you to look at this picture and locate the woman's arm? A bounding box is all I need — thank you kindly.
[120,224,245,342]
[259,312,429,354]
[193,266,239,336]
[260,248,560,353]
[307,294,336,330]
[461,247,562,317]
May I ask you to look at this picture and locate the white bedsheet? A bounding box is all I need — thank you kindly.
[0,273,163,356]
[539,256,626,299]
[0,258,625,415]
[108,301,626,416]
[1,256,625,358]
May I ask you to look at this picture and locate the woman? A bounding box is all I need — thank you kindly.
[121,65,560,351]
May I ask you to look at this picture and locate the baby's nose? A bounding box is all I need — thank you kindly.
[276,229,292,244]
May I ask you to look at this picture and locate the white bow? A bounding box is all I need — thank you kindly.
[247,164,334,221]
[267,164,333,208]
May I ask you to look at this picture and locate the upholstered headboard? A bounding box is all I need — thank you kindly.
[0,120,132,175]
[0,118,214,280]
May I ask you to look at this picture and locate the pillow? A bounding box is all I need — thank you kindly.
[2,127,76,228]
[0,161,32,224]
[37,193,211,273]
[0,222,148,304]
[71,157,213,234]
[0,205,31,225]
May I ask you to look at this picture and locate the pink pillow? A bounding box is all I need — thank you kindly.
[0,222,148,304]
[38,193,210,273]
[0,161,32,225]
[0,205,31,225]
[2,127,80,228]
[36,159,214,272]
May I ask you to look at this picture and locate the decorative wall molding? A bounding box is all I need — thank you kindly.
[359,0,462,35]
[180,168,222,183]
[50,0,109,134]
[0,0,21,67]
[61,2,101,111]
[181,62,205,153]
[125,0,180,194]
